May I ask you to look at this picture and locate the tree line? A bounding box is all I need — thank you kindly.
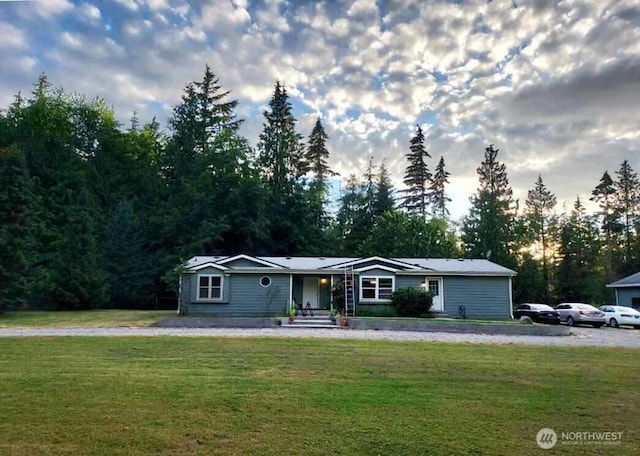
[1,67,638,312]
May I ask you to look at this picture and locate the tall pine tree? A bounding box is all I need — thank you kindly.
[461,144,516,268]
[591,171,620,283]
[557,197,605,303]
[402,125,431,218]
[430,156,450,219]
[524,175,557,301]
[614,160,640,273]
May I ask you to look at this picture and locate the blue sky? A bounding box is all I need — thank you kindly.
[1,0,640,220]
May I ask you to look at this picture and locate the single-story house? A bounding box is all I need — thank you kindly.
[607,272,640,310]
[179,255,516,319]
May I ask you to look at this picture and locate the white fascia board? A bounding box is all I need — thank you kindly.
[396,271,516,277]
[324,256,421,270]
[216,254,284,268]
[606,283,640,288]
[356,264,400,273]
[187,262,229,272]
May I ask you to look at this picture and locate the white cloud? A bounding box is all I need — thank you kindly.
[0,23,28,49]
[36,0,74,16]
[79,2,101,23]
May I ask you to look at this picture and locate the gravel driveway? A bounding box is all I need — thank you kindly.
[1,325,639,347]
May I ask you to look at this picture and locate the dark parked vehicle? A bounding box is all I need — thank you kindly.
[555,303,606,327]
[513,303,561,324]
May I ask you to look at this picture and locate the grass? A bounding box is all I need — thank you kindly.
[0,310,175,328]
[355,315,520,325]
[0,337,638,455]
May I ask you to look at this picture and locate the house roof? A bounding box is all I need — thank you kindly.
[607,271,640,288]
[184,255,516,276]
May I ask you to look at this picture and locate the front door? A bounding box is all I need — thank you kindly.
[428,278,443,311]
[303,277,319,309]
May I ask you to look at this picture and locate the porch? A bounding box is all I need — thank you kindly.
[291,274,335,311]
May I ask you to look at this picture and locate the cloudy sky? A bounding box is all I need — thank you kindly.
[1,0,639,219]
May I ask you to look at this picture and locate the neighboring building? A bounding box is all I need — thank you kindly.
[179,255,516,319]
[607,272,640,310]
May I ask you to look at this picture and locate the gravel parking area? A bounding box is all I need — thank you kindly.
[1,325,639,347]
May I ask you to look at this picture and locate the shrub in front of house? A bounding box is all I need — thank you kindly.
[392,288,433,317]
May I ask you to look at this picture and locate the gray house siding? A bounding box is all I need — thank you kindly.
[443,276,511,319]
[187,272,290,316]
[615,288,640,309]
[359,268,395,277]
[396,276,425,289]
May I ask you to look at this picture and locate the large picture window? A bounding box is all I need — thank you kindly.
[360,276,394,301]
[197,275,223,301]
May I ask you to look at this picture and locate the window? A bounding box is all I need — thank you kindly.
[260,276,271,287]
[197,275,222,300]
[428,280,440,296]
[360,276,395,301]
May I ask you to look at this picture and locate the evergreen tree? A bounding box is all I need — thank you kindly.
[556,197,606,303]
[258,81,307,193]
[11,75,108,309]
[374,159,394,217]
[306,118,335,225]
[614,160,640,273]
[256,82,309,254]
[430,156,451,219]
[590,171,621,283]
[461,144,516,268]
[0,147,36,311]
[336,174,366,255]
[160,67,257,259]
[359,211,459,257]
[166,65,241,179]
[304,118,338,254]
[402,125,431,218]
[102,199,152,308]
[524,175,557,301]
[306,117,336,186]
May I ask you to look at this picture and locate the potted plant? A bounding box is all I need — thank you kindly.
[329,309,337,324]
[288,307,296,323]
[338,312,349,327]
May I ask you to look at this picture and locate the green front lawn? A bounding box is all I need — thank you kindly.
[0,310,175,328]
[0,337,637,455]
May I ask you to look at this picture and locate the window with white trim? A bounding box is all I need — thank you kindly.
[197,274,223,300]
[360,276,395,301]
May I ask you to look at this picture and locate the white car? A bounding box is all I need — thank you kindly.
[599,305,640,329]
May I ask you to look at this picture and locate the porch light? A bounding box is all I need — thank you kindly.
[320,278,328,284]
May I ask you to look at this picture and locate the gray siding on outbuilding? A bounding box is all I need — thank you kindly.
[185,271,290,317]
[443,276,511,319]
[615,288,640,309]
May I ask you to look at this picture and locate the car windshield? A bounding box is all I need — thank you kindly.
[530,304,554,311]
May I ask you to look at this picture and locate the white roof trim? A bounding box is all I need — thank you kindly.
[188,262,229,272]
[606,283,640,288]
[356,264,400,273]
[323,256,421,270]
[216,254,283,268]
